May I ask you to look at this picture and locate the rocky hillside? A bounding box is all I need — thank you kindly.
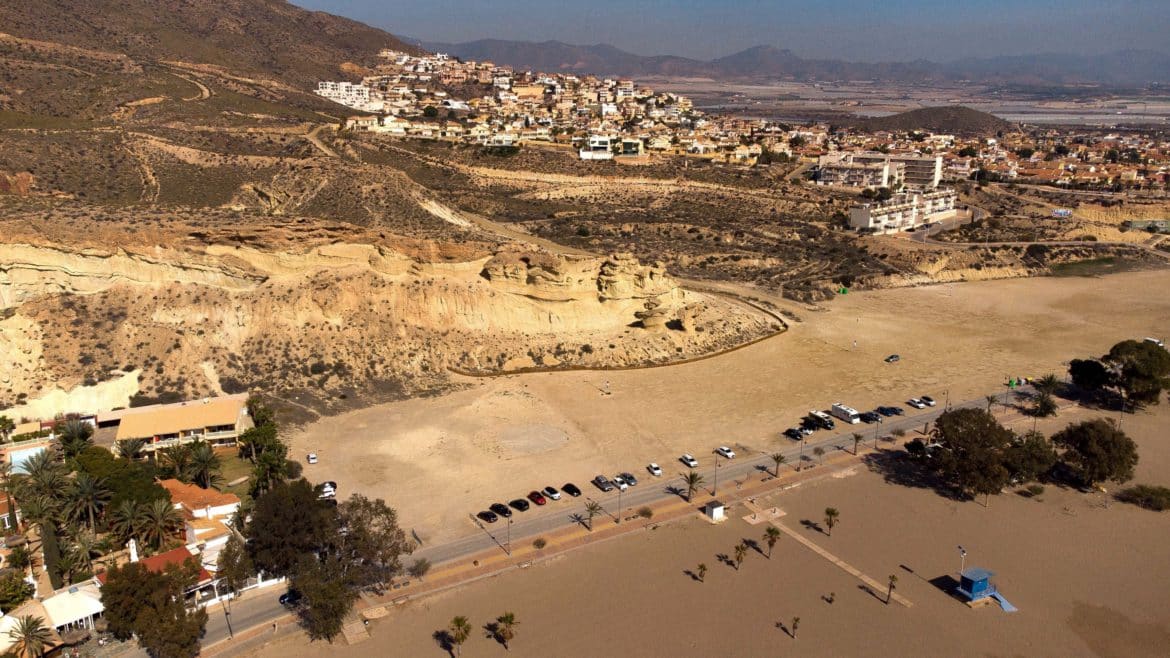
[852,106,1013,136]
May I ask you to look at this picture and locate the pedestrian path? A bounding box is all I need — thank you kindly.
[746,501,912,608]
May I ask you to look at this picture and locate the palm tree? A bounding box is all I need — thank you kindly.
[1034,373,1061,395]
[188,441,223,489]
[109,500,141,545]
[733,542,747,570]
[159,445,193,482]
[852,432,862,455]
[68,472,110,530]
[56,549,82,586]
[449,616,471,656]
[0,415,14,442]
[696,562,707,582]
[0,461,19,531]
[985,394,998,413]
[584,501,603,531]
[763,526,781,559]
[791,616,800,639]
[56,418,93,459]
[70,531,103,575]
[15,450,68,503]
[824,507,840,536]
[886,574,898,604]
[683,470,705,502]
[250,450,288,496]
[813,446,825,464]
[117,438,147,461]
[137,498,182,550]
[495,612,518,650]
[6,615,52,658]
[769,453,786,477]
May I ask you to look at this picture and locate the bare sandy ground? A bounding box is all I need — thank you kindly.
[288,270,1170,546]
[258,401,1170,658]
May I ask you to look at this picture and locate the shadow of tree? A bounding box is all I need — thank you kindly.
[715,553,735,569]
[682,569,700,582]
[860,448,967,501]
[799,519,825,535]
[483,621,505,648]
[432,630,454,657]
[742,538,763,556]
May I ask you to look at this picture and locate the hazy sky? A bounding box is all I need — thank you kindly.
[296,0,1169,61]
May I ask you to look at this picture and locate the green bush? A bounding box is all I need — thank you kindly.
[1116,485,1170,511]
[532,538,547,550]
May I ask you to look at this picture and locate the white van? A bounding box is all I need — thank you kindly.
[809,410,835,430]
[830,403,861,424]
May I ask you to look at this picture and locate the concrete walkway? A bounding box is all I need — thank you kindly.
[745,500,913,608]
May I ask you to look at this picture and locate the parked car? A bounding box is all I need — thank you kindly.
[562,483,582,497]
[647,463,663,476]
[306,453,318,465]
[527,490,547,505]
[680,454,699,468]
[619,472,638,486]
[921,395,937,407]
[542,486,561,500]
[476,510,499,524]
[489,503,513,518]
[715,446,736,459]
[799,425,815,436]
[592,475,615,492]
[508,498,530,512]
[885,354,900,363]
[317,483,336,499]
[860,411,881,423]
[279,589,303,607]
[907,398,927,409]
[611,475,629,491]
[784,428,804,440]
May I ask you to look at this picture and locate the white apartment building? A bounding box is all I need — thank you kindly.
[316,81,372,107]
[850,152,943,189]
[816,159,905,189]
[850,189,958,233]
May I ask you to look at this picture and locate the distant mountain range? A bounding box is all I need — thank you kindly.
[410,39,1170,87]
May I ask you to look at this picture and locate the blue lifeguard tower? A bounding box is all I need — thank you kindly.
[958,567,1017,612]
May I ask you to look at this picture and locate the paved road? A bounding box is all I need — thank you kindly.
[204,386,1024,651]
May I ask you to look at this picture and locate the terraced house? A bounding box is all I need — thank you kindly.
[108,393,252,455]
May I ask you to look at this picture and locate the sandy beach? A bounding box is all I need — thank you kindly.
[288,270,1170,546]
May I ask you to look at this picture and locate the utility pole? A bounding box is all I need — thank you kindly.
[958,545,967,576]
[506,516,512,556]
[222,598,234,640]
[712,451,720,496]
[617,486,623,524]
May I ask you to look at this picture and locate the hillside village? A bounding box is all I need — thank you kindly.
[319,50,1170,199]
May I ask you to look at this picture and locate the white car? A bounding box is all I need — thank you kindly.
[542,486,561,501]
[647,463,663,477]
[907,398,927,409]
[611,475,630,491]
[715,446,736,459]
[921,395,937,407]
[680,454,699,468]
[306,453,318,464]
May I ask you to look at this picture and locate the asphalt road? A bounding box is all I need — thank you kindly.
[203,386,1025,651]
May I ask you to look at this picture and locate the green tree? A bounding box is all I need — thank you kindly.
[931,408,1014,503]
[5,615,52,658]
[958,146,978,157]
[733,542,747,570]
[101,560,208,657]
[791,616,800,639]
[823,507,840,536]
[1105,340,1170,406]
[73,446,169,508]
[1033,374,1061,395]
[336,495,410,589]
[0,571,34,611]
[764,526,781,559]
[187,441,222,490]
[584,500,603,531]
[56,418,94,459]
[1069,358,1112,392]
[6,546,32,575]
[696,562,707,582]
[683,470,705,502]
[247,479,335,578]
[137,498,182,550]
[813,446,826,464]
[886,574,898,604]
[68,472,110,530]
[290,553,353,641]
[770,453,786,477]
[238,423,278,464]
[0,415,14,442]
[110,500,142,545]
[1052,419,1139,488]
[1005,431,1058,484]
[985,394,998,413]
[159,445,194,482]
[1032,391,1058,417]
[449,616,472,656]
[495,612,518,650]
[216,534,254,595]
[117,438,147,461]
[71,530,103,576]
[246,395,276,428]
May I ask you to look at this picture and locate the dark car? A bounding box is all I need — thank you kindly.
[878,405,904,417]
[279,589,303,607]
[592,475,615,492]
[562,483,582,497]
[527,490,547,505]
[509,498,530,512]
[860,411,881,423]
[784,428,804,440]
[885,354,900,363]
[619,472,638,487]
[489,502,513,518]
[476,510,499,524]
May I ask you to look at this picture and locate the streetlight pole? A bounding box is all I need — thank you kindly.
[945,389,950,411]
[958,545,967,576]
[617,487,623,524]
[712,451,720,496]
[874,416,882,448]
[506,516,512,556]
[222,598,234,640]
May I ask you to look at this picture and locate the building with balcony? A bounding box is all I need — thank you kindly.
[850,189,958,233]
[110,394,252,455]
[816,159,904,189]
